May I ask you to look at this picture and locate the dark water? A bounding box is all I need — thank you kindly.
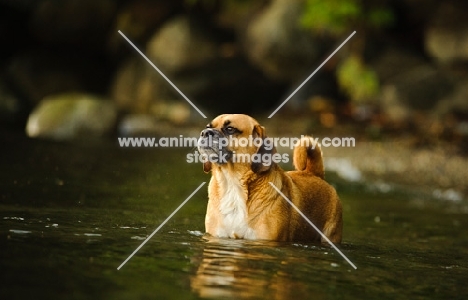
[1,133,467,299]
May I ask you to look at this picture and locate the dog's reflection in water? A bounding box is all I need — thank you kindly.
[190,236,328,299]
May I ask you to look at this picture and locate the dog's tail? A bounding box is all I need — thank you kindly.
[293,136,324,179]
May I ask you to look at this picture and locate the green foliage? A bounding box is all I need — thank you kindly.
[301,0,392,102]
[301,0,360,35]
[367,7,394,29]
[337,55,379,103]
[301,0,394,35]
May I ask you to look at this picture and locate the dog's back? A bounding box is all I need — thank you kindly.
[287,136,343,243]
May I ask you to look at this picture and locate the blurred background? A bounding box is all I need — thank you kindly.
[1,0,468,192]
[0,0,466,134]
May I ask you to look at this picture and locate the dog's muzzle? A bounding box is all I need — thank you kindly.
[198,128,232,163]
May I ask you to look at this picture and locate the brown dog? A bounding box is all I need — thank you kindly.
[198,114,342,243]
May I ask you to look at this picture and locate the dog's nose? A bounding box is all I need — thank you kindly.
[201,128,215,138]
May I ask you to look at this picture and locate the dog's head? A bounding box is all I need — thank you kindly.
[198,114,275,174]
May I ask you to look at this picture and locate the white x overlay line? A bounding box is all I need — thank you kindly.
[117,182,206,270]
[268,31,356,118]
[268,182,357,269]
[118,30,207,119]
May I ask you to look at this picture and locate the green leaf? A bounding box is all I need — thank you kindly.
[337,56,379,103]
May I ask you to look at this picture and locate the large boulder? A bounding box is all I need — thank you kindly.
[110,57,174,114]
[26,94,117,140]
[243,0,330,82]
[111,15,219,117]
[425,1,468,63]
[107,0,181,58]
[372,48,453,122]
[110,54,286,117]
[111,12,288,117]
[435,79,468,116]
[379,66,453,122]
[146,16,218,73]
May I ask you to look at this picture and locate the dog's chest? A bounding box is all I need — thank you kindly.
[214,173,256,239]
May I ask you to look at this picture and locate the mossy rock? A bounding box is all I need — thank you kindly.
[26,94,117,140]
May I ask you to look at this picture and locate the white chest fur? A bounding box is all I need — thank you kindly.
[213,169,256,239]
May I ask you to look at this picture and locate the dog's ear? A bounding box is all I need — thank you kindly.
[203,161,212,173]
[251,125,275,173]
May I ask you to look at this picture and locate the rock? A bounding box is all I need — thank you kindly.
[151,101,191,125]
[30,0,115,49]
[380,66,453,122]
[425,1,468,62]
[26,94,117,140]
[118,114,160,136]
[372,48,453,122]
[435,79,468,116]
[146,16,218,73]
[112,14,222,116]
[112,12,290,117]
[107,0,181,58]
[111,57,172,113]
[111,54,287,117]
[169,56,287,114]
[111,57,197,118]
[372,48,425,82]
[243,0,330,82]
[214,0,264,31]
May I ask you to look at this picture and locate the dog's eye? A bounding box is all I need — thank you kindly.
[225,126,236,134]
